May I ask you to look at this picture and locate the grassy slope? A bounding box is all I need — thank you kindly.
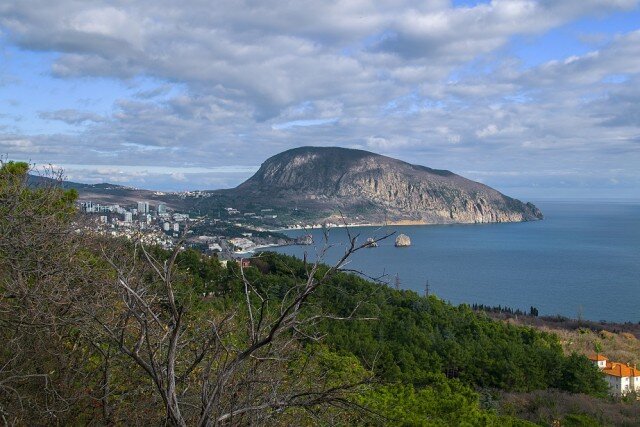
[487,313,640,366]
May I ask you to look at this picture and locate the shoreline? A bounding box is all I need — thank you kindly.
[233,242,293,255]
[267,217,537,233]
[269,220,453,232]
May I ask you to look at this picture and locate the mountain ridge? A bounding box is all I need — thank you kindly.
[222,146,542,225]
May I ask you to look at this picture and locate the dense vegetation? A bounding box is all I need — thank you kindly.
[0,161,623,426]
[235,252,608,396]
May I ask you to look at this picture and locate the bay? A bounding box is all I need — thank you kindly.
[270,200,640,323]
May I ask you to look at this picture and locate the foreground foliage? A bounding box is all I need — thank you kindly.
[0,161,611,425]
[250,252,609,396]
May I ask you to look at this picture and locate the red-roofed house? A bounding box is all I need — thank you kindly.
[588,353,608,369]
[589,354,640,396]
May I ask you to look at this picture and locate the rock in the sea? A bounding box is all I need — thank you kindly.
[364,237,378,248]
[296,234,313,245]
[395,234,411,247]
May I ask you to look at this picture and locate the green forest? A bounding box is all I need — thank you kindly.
[0,161,636,426]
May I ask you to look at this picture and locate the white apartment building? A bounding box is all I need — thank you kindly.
[589,354,640,396]
[137,201,149,214]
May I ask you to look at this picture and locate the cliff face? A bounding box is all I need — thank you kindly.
[232,146,543,224]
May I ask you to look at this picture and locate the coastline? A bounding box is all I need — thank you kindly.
[267,217,538,233]
[269,220,444,233]
[233,242,292,255]
[235,222,416,253]
[263,201,640,323]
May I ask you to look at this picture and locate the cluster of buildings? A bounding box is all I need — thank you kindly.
[176,190,213,199]
[79,200,283,255]
[81,200,167,217]
[589,354,640,396]
[228,237,257,252]
[79,200,192,249]
[223,207,278,220]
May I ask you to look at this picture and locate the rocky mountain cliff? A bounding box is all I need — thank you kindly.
[227,146,542,224]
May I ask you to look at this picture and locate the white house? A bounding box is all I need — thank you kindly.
[228,237,255,252]
[589,353,608,369]
[589,354,640,396]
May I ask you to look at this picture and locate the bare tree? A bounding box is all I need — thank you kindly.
[89,224,391,426]
[0,160,392,425]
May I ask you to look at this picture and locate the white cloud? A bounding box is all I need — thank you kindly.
[0,0,639,195]
[0,135,35,152]
[39,109,106,124]
[170,172,187,182]
[476,124,499,138]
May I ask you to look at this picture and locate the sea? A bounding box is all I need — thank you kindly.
[270,200,640,323]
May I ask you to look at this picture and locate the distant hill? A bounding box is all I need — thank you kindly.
[27,174,91,190]
[27,174,127,191]
[219,146,542,224]
[27,173,185,209]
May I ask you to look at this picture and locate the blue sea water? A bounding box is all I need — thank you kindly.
[270,200,640,323]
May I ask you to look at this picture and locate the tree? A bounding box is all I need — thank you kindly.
[90,226,389,425]
[0,160,612,425]
[556,353,608,397]
[357,380,534,426]
[0,160,99,423]
[0,161,390,424]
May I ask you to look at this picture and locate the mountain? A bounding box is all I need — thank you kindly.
[222,146,542,224]
[68,146,542,225]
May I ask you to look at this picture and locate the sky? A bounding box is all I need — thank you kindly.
[1,0,640,199]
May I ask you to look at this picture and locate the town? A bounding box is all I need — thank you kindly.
[77,199,309,259]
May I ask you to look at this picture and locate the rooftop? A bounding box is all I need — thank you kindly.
[603,362,640,378]
[588,354,608,362]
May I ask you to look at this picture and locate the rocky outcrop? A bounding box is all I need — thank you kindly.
[295,234,314,245]
[228,146,543,225]
[395,234,411,247]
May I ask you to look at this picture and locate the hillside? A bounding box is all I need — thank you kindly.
[2,160,622,425]
[220,146,542,225]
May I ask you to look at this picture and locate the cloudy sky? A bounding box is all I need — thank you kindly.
[1,0,639,199]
